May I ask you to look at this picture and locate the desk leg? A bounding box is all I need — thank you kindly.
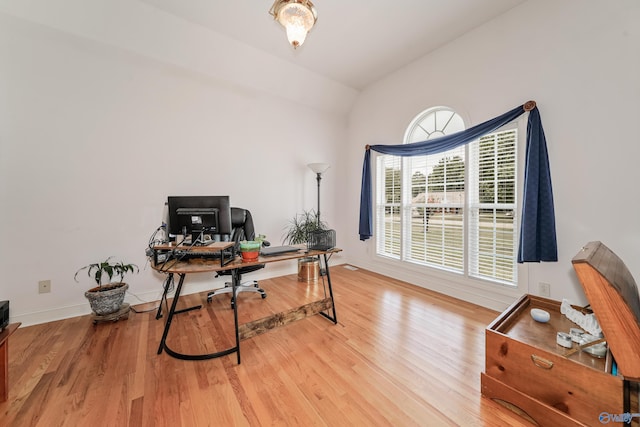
[157,271,241,362]
[232,268,241,364]
[155,273,174,320]
[156,273,202,321]
[319,253,338,324]
[157,273,185,355]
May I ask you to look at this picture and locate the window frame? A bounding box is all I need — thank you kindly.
[373,106,528,296]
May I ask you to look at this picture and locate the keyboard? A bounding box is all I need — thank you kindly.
[260,245,301,256]
[170,250,224,261]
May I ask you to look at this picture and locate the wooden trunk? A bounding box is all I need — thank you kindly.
[482,240,640,426]
[481,295,623,426]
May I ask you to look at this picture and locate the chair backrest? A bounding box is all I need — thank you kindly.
[226,207,265,274]
[230,207,256,245]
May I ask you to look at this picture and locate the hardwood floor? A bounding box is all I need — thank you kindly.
[2,265,534,426]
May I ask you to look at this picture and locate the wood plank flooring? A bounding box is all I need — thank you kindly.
[1,265,534,426]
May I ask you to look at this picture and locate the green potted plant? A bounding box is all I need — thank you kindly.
[282,210,327,245]
[283,210,326,282]
[239,234,266,262]
[74,257,138,316]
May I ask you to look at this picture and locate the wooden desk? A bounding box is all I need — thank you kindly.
[0,323,20,402]
[151,246,341,363]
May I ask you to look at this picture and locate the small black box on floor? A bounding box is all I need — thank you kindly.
[308,229,336,251]
[0,300,9,331]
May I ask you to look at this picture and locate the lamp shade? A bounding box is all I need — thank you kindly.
[308,163,330,174]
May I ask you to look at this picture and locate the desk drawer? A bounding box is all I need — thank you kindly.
[485,330,622,425]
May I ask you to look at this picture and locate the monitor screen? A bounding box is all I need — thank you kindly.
[167,196,232,244]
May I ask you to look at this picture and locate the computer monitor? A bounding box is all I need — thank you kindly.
[167,196,232,244]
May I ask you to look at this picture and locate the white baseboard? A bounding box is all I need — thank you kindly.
[344,255,521,313]
[11,304,92,328]
[12,262,300,327]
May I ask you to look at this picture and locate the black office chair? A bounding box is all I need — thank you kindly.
[206,207,267,308]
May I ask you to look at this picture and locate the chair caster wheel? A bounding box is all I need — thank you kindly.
[261,294,267,299]
[206,297,212,303]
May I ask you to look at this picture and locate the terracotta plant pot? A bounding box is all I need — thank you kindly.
[241,251,259,261]
[240,241,261,262]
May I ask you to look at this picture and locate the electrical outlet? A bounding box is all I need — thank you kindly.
[38,280,51,294]
[539,282,550,297]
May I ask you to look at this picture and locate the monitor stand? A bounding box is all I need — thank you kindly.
[191,230,220,246]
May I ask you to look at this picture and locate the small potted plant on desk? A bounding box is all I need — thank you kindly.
[239,234,266,262]
[75,257,139,324]
[283,210,326,282]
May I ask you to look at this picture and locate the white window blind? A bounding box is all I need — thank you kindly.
[468,129,518,284]
[376,154,402,258]
[404,147,465,272]
[374,106,520,287]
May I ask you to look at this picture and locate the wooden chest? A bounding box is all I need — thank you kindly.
[481,294,624,426]
[482,241,640,426]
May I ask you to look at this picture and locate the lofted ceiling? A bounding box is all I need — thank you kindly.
[141,0,527,90]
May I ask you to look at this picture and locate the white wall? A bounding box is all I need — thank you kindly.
[0,2,352,325]
[4,0,640,326]
[343,0,640,310]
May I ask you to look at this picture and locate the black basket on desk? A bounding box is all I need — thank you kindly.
[308,229,336,251]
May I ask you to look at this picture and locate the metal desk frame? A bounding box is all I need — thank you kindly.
[151,247,340,363]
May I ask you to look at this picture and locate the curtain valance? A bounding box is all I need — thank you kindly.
[358,101,557,263]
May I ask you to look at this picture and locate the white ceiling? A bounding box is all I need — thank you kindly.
[140,0,527,90]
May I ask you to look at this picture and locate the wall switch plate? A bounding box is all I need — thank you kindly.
[38,280,51,294]
[539,282,550,297]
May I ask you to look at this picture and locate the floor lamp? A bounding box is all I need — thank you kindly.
[307,163,330,226]
[308,163,330,277]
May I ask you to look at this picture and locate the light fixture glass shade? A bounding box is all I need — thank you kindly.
[270,0,317,49]
[308,163,330,174]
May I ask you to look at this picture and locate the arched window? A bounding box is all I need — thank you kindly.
[376,106,519,285]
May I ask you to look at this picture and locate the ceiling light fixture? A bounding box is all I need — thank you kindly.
[269,0,317,49]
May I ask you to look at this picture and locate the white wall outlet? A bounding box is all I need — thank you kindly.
[38,280,51,294]
[538,282,550,297]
